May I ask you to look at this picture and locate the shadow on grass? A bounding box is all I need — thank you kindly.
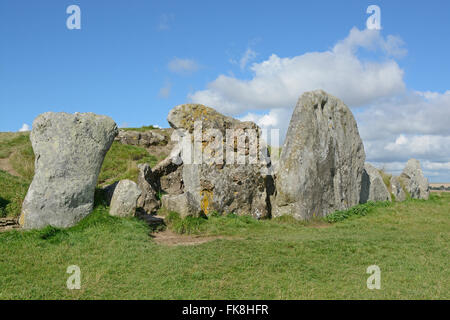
[0,196,10,217]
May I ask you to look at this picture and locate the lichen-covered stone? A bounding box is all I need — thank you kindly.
[115,130,167,147]
[20,112,118,229]
[167,104,273,218]
[360,163,391,203]
[273,90,366,220]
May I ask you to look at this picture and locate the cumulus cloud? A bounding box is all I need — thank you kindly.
[168,58,199,75]
[18,123,30,132]
[189,27,405,114]
[188,27,449,181]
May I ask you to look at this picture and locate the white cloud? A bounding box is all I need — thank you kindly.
[189,27,405,115]
[159,81,172,98]
[239,48,257,70]
[188,27,449,181]
[18,123,30,132]
[168,58,199,75]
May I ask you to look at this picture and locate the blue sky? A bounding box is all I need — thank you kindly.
[1,0,449,181]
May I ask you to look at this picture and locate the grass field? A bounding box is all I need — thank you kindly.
[0,187,448,299]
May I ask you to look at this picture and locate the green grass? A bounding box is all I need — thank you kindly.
[0,193,448,299]
[0,170,29,217]
[0,133,30,159]
[97,142,158,186]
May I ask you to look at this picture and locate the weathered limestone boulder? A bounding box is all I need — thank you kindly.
[151,144,184,195]
[115,130,167,147]
[390,176,406,202]
[20,112,118,229]
[400,159,430,200]
[161,193,202,218]
[360,163,391,203]
[166,104,273,218]
[109,179,142,217]
[273,90,366,220]
[136,163,160,214]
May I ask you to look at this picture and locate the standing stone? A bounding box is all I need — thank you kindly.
[109,179,142,217]
[390,176,407,202]
[360,163,391,203]
[166,104,273,219]
[136,163,160,214]
[273,90,366,220]
[400,159,430,200]
[20,112,118,229]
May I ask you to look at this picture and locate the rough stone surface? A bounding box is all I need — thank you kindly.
[20,112,118,229]
[400,159,430,200]
[390,176,407,202]
[360,163,391,203]
[109,179,142,217]
[115,130,167,147]
[151,143,184,195]
[161,193,202,218]
[136,163,160,214]
[166,104,273,219]
[273,90,366,220]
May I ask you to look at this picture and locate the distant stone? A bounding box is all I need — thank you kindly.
[116,130,167,147]
[136,163,160,214]
[400,159,430,200]
[390,176,407,202]
[360,163,391,203]
[273,90,366,220]
[109,179,142,217]
[20,112,118,229]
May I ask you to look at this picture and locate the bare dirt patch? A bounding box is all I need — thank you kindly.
[151,229,233,246]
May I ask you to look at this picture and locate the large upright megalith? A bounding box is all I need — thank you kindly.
[20,112,118,229]
[273,90,366,220]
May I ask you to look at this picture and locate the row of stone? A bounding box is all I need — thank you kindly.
[19,90,430,229]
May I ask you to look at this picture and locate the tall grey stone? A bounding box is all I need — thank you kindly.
[273,90,366,220]
[166,104,273,218]
[20,112,118,229]
[400,159,430,200]
[360,163,391,203]
[109,179,142,217]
